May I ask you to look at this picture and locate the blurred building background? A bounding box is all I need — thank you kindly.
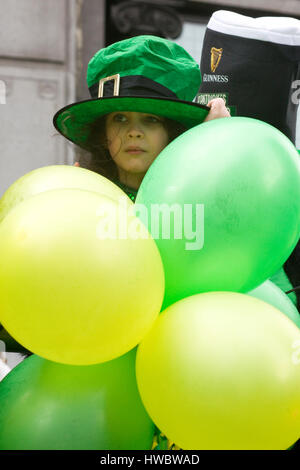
[0,0,76,199]
[0,0,300,203]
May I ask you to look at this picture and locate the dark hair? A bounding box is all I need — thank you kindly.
[76,114,187,182]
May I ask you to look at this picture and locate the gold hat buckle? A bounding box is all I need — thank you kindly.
[98,74,120,98]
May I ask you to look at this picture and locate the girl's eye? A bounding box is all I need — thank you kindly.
[145,115,162,124]
[112,113,127,123]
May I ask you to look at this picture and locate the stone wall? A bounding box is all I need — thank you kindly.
[0,0,77,197]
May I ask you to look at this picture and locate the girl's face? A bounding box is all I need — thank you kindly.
[105,111,169,186]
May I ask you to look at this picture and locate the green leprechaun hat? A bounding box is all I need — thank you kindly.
[53,35,209,149]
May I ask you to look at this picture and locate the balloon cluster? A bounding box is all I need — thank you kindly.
[0,117,300,450]
[0,165,163,449]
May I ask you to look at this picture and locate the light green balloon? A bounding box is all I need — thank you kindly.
[136,292,300,449]
[0,350,154,450]
[0,189,163,365]
[136,117,300,308]
[0,164,130,224]
[248,279,300,328]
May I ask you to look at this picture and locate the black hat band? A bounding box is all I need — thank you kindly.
[89,75,178,100]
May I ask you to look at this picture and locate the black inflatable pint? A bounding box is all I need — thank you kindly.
[197,10,300,144]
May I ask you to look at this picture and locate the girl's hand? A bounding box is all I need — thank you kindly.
[204,98,230,122]
[74,162,80,167]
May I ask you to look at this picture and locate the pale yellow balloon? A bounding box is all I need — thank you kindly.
[0,188,164,365]
[0,165,132,224]
[136,292,300,450]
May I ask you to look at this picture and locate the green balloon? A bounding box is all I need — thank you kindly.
[0,350,154,450]
[248,279,300,328]
[136,117,300,308]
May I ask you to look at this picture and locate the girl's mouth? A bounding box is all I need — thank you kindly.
[125,147,146,154]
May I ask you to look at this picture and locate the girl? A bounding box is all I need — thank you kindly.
[1,37,229,355]
[74,100,228,200]
[53,35,230,200]
[73,101,228,201]
[54,34,229,451]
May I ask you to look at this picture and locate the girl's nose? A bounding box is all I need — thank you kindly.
[127,124,143,138]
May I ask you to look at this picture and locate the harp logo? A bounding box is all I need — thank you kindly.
[211,47,223,73]
[203,47,228,83]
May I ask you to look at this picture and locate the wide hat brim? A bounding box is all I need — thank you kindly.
[53,96,209,150]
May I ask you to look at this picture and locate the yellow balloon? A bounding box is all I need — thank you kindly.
[136,292,300,450]
[0,189,164,365]
[0,165,131,224]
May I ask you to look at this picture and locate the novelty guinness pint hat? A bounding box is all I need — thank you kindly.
[53,35,209,150]
[196,10,300,143]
